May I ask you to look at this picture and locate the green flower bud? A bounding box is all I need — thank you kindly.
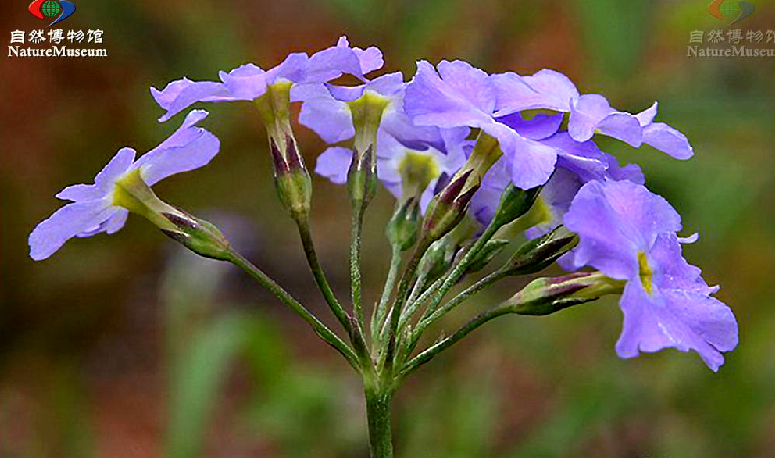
[421,132,503,243]
[387,197,421,251]
[112,169,231,261]
[504,226,578,275]
[160,212,232,261]
[256,81,312,222]
[507,272,624,316]
[490,184,541,228]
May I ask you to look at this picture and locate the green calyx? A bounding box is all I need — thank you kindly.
[112,169,179,231]
[421,132,503,244]
[256,80,312,222]
[112,169,231,261]
[387,198,421,252]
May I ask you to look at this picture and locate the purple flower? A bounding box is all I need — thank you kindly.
[470,111,643,232]
[492,69,693,159]
[316,130,469,213]
[563,179,737,371]
[29,110,220,260]
[294,72,452,153]
[404,60,558,190]
[151,37,383,122]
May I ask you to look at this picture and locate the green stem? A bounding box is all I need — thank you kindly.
[296,219,353,336]
[404,222,501,349]
[227,250,360,371]
[380,240,431,372]
[351,206,366,335]
[400,268,510,363]
[399,305,513,380]
[364,389,394,458]
[372,245,402,346]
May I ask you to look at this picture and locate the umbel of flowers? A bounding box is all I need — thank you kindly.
[30,37,737,458]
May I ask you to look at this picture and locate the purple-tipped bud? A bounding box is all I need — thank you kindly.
[507,271,624,315]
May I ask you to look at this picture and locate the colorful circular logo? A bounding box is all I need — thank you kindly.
[28,0,77,26]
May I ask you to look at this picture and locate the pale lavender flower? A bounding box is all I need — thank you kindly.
[294,71,453,153]
[151,37,383,122]
[563,179,737,370]
[316,130,469,213]
[492,70,693,159]
[29,110,220,260]
[404,60,558,190]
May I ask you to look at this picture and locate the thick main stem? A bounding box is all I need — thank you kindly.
[364,389,393,458]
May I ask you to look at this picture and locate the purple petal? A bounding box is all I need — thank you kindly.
[520,69,579,111]
[642,122,694,159]
[151,78,235,122]
[524,167,584,239]
[265,53,310,85]
[496,112,563,140]
[615,280,737,372]
[492,69,578,115]
[563,180,681,279]
[636,102,658,126]
[405,61,494,129]
[315,147,353,184]
[481,122,556,190]
[95,147,136,189]
[568,94,615,142]
[596,113,643,147]
[296,84,354,144]
[56,184,104,202]
[134,110,220,185]
[29,200,118,260]
[541,132,608,181]
[436,60,496,114]
[602,153,645,184]
[219,63,269,100]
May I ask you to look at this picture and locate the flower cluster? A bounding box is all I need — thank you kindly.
[29,36,736,372]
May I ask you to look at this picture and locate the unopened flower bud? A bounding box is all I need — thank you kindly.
[490,183,541,228]
[504,226,578,275]
[160,211,232,261]
[507,272,624,316]
[421,132,503,243]
[387,197,421,251]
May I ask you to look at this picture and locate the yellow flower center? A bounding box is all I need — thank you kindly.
[638,250,654,295]
[397,150,441,198]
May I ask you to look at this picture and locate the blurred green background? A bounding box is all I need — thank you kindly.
[1,0,773,457]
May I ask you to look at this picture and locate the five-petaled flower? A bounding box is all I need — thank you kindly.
[563,179,738,371]
[29,110,220,260]
[151,37,383,122]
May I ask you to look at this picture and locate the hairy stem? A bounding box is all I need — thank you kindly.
[399,305,513,380]
[351,206,366,337]
[296,219,354,336]
[372,245,402,346]
[364,388,394,458]
[401,268,510,363]
[227,250,360,371]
